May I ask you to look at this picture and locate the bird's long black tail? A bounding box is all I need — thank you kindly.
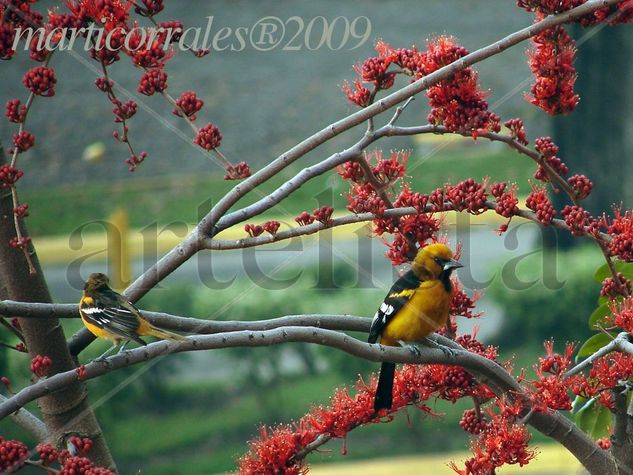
[374,362,395,411]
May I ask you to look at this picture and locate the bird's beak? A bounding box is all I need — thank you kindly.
[443,258,463,271]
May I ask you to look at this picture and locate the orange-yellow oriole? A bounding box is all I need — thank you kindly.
[80,273,185,360]
[368,243,462,411]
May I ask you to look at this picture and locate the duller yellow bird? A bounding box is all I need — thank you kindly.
[79,273,185,360]
[368,243,462,411]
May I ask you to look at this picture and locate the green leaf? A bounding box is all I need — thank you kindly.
[594,261,633,283]
[588,303,612,331]
[576,333,614,361]
[571,395,589,415]
[575,400,611,439]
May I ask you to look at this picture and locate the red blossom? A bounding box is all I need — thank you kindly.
[313,206,334,224]
[30,354,53,377]
[12,130,35,152]
[525,186,555,225]
[0,439,29,472]
[94,77,113,93]
[125,151,147,172]
[134,0,164,16]
[68,436,94,456]
[526,26,579,115]
[10,236,32,250]
[597,437,611,450]
[517,0,584,15]
[342,79,371,107]
[173,91,204,120]
[355,56,395,89]
[562,205,590,236]
[262,220,280,236]
[337,160,365,184]
[446,178,489,215]
[194,123,222,150]
[459,408,488,435]
[0,164,24,188]
[244,223,264,238]
[601,273,632,300]
[5,99,26,123]
[0,23,16,60]
[345,183,386,216]
[224,162,251,180]
[429,187,446,212]
[371,150,410,184]
[23,66,57,97]
[112,99,137,122]
[607,208,633,262]
[295,212,314,226]
[160,20,184,42]
[568,174,592,200]
[451,283,482,319]
[608,297,633,333]
[504,118,529,145]
[36,443,58,466]
[138,68,168,96]
[423,36,500,135]
[13,203,29,219]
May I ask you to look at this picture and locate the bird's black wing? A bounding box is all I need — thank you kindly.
[368,270,421,344]
[80,290,145,345]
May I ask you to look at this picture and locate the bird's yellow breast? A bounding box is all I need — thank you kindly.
[380,280,451,346]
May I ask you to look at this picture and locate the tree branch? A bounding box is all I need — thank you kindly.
[63,0,621,357]
[1,325,625,474]
[565,332,633,377]
[0,394,49,442]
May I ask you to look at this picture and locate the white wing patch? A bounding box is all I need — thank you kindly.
[81,307,102,314]
[379,302,395,315]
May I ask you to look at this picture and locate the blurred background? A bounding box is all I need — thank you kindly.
[1,0,632,473]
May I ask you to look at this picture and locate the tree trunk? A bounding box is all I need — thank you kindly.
[0,144,116,471]
[550,25,633,248]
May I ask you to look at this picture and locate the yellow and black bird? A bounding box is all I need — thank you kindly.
[79,273,185,360]
[368,243,462,411]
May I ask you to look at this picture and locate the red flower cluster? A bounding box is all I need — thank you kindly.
[68,436,94,456]
[451,400,536,475]
[607,297,633,333]
[0,164,24,188]
[451,282,482,319]
[295,212,314,226]
[194,123,222,151]
[13,203,29,219]
[138,68,168,96]
[0,438,29,472]
[342,79,371,107]
[423,37,501,135]
[174,91,204,121]
[313,206,334,224]
[526,186,555,225]
[526,26,578,115]
[345,183,387,216]
[446,178,489,215]
[504,118,529,145]
[244,223,264,237]
[23,66,57,97]
[0,23,16,60]
[125,151,147,172]
[562,205,590,236]
[606,209,633,262]
[5,99,26,123]
[517,0,583,15]
[601,273,632,300]
[238,366,438,474]
[262,220,281,236]
[224,162,251,180]
[112,99,137,123]
[459,408,488,435]
[12,131,35,153]
[30,354,53,377]
[568,174,592,200]
[372,150,410,184]
[572,352,633,409]
[36,442,58,466]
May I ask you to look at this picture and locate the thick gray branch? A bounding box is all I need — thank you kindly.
[0,394,49,441]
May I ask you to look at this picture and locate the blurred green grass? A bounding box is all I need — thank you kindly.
[22,145,532,237]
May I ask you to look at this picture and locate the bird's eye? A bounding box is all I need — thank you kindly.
[434,257,442,265]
